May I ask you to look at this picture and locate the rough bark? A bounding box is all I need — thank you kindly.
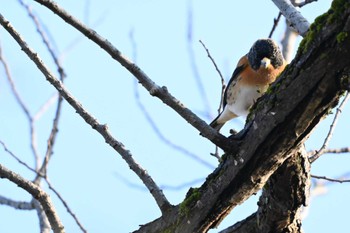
[256,145,310,233]
[134,1,350,232]
[219,146,310,233]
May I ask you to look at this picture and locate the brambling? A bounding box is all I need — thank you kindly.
[210,39,286,131]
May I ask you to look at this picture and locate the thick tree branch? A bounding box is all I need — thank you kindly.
[272,0,310,36]
[133,2,350,232]
[0,163,64,233]
[0,14,171,214]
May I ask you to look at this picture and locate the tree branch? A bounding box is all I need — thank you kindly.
[268,12,283,38]
[307,147,350,157]
[0,195,34,210]
[1,140,87,232]
[271,0,310,36]
[309,91,350,163]
[32,0,233,151]
[311,174,350,183]
[0,14,171,214]
[0,42,41,169]
[0,163,64,233]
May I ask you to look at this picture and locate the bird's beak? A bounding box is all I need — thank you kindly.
[260,57,271,69]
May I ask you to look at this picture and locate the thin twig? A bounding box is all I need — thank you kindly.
[1,140,86,232]
[198,40,225,115]
[309,92,350,163]
[18,0,66,77]
[311,174,350,183]
[268,12,283,38]
[33,0,232,151]
[307,147,350,157]
[0,14,171,213]
[0,42,41,170]
[46,179,87,233]
[0,163,64,233]
[271,0,310,36]
[0,140,40,175]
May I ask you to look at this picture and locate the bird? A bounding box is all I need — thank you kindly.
[209,38,286,132]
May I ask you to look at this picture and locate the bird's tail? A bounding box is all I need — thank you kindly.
[209,116,225,131]
[208,108,238,132]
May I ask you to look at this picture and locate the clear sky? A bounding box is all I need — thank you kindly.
[0,1,349,233]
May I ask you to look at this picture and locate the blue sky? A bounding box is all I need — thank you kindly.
[0,1,349,232]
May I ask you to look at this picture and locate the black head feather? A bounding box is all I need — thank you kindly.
[247,39,284,70]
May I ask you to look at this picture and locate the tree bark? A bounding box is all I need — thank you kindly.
[134,1,350,232]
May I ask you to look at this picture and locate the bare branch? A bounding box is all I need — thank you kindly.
[198,40,225,114]
[33,0,233,151]
[309,91,350,163]
[0,195,34,210]
[0,163,64,232]
[307,147,350,157]
[311,174,350,183]
[46,179,87,233]
[268,12,282,38]
[18,0,66,78]
[1,140,86,232]
[0,14,171,213]
[0,140,40,175]
[271,0,310,36]
[0,42,41,169]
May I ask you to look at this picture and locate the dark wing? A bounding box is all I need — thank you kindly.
[223,63,247,107]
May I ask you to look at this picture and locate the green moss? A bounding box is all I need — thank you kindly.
[337,32,348,43]
[298,12,328,53]
[328,0,350,23]
[298,0,350,54]
[179,188,201,216]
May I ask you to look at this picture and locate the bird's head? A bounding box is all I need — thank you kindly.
[247,39,284,71]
